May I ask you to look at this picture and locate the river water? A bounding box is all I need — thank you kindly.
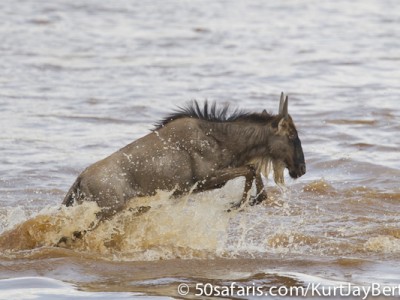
[0,0,399,299]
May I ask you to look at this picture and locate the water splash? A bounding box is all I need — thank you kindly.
[1,179,400,261]
[0,187,236,260]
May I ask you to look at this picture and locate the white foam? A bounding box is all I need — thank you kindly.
[266,271,350,286]
[364,236,400,254]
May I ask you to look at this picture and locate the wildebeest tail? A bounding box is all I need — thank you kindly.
[62,176,82,207]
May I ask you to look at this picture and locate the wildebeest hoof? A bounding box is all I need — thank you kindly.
[227,202,242,212]
[129,205,151,216]
[249,197,256,206]
[249,193,268,206]
[56,236,72,247]
[55,230,87,247]
[73,230,86,239]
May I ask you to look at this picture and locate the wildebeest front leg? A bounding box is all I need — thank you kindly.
[194,165,256,210]
[250,173,268,206]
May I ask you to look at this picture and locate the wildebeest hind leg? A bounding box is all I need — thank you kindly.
[56,201,126,247]
[194,166,256,210]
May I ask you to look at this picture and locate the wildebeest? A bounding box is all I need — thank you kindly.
[63,92,305,221]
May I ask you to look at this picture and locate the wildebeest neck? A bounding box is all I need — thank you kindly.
[202,120,274,164]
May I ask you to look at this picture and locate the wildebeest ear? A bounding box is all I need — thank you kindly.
[277,117,289,134]
[261,109,268,117]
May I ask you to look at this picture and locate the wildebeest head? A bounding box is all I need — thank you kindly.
[269,93,306,181]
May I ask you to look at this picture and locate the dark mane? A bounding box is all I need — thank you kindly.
[154,100,274,129]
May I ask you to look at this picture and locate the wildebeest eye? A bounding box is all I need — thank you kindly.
[288,133,297,140]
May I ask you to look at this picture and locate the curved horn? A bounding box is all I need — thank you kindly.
[282,95,289,118]
[279,92,285,114]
